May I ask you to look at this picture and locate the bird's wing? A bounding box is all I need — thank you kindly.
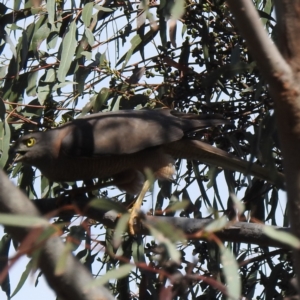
[60,109,228,156]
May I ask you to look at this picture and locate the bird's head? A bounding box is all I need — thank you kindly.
[11,131,56,166]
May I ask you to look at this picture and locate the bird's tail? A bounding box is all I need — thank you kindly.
[163,139,285,189]
[171,111,231,130]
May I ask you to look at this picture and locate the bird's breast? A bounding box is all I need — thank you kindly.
[35,147,175,183]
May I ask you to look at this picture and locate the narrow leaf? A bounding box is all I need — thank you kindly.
[121,35,142,70]
[113,213,130,248]
[0,121,11,168]
[88,264,133,287]
[148,225,181,264]
[220,245,241,300]
[26,70,38,96]
[85,28,94,46]
[11,259,33,298]
[204,216,228,233]
[0,214,49,228]
[167,200,189,212]
[88,198,128,213]
[31,23,51,54]
[82,2,94,27]
[94,87,110,112]
[94,5,114,12]
[46,0,55,25]
[263,226,300,249]
[230,193,245,216]
[171,0,185,20]
[57,20,77,82]
[55,242,74,275]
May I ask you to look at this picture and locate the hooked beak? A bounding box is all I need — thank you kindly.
[9,147,26,163]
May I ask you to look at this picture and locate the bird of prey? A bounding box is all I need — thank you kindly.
[12,109,285,233]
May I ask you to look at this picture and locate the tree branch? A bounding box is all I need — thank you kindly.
[227,0,300,290]
[33,196,292,249]
[226,0,292,90]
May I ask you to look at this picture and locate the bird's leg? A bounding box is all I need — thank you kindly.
[128,180,151,235]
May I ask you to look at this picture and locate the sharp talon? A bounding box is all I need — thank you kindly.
[128,180,151,235]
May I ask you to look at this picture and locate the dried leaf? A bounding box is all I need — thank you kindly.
[169,19,177,47]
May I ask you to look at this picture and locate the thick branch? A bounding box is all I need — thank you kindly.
[226,0,293,91]
[274,0,300,70]
[34,196,292,249]
[227,0,300,290]
[0,170,113,300]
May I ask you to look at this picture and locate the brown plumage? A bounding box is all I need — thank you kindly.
[12,109,285,193]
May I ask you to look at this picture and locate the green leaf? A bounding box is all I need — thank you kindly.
[82,2,94,27]
[68,226,86,251]
[132,237,146,264]
[204,216,228,233]
[167,200,189,212]
[116,27,159,67]
[220,245,241,300]
[14,0,21,11]
[263,226,300,249]
[81,50,92,60]
[0,234,11,298]
[54,81,77,90]
[88,198,128,213]
[37,68,56,104]
[113,213,130,248]
[46,0,56,25]
[149,219,186,243]
[57,20,77,82]
[94,5,114,12]
[112,95,122,111]
[55,242,74,275]
[84,28,94,47]
[94,87,110,112]
[0,66,6,78]
[171,0,185,20]
[26,70,38,96]
[11,259,33,298]
[181,24,187,37]
[0,214,49,228]
[121,35,142,70]
[230,193,245,216]
[31,23,51,55]
[0,120,11,168]
[88,264,133,287]
[148,225,181,264]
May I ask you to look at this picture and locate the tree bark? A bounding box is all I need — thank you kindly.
[227,0,300,291]
[32,195,292,249]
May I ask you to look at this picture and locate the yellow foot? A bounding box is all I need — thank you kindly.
[128,180,151,235]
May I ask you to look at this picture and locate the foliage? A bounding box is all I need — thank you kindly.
[0,0,295,299]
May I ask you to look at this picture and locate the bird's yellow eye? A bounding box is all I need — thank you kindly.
[25,138,36,147]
